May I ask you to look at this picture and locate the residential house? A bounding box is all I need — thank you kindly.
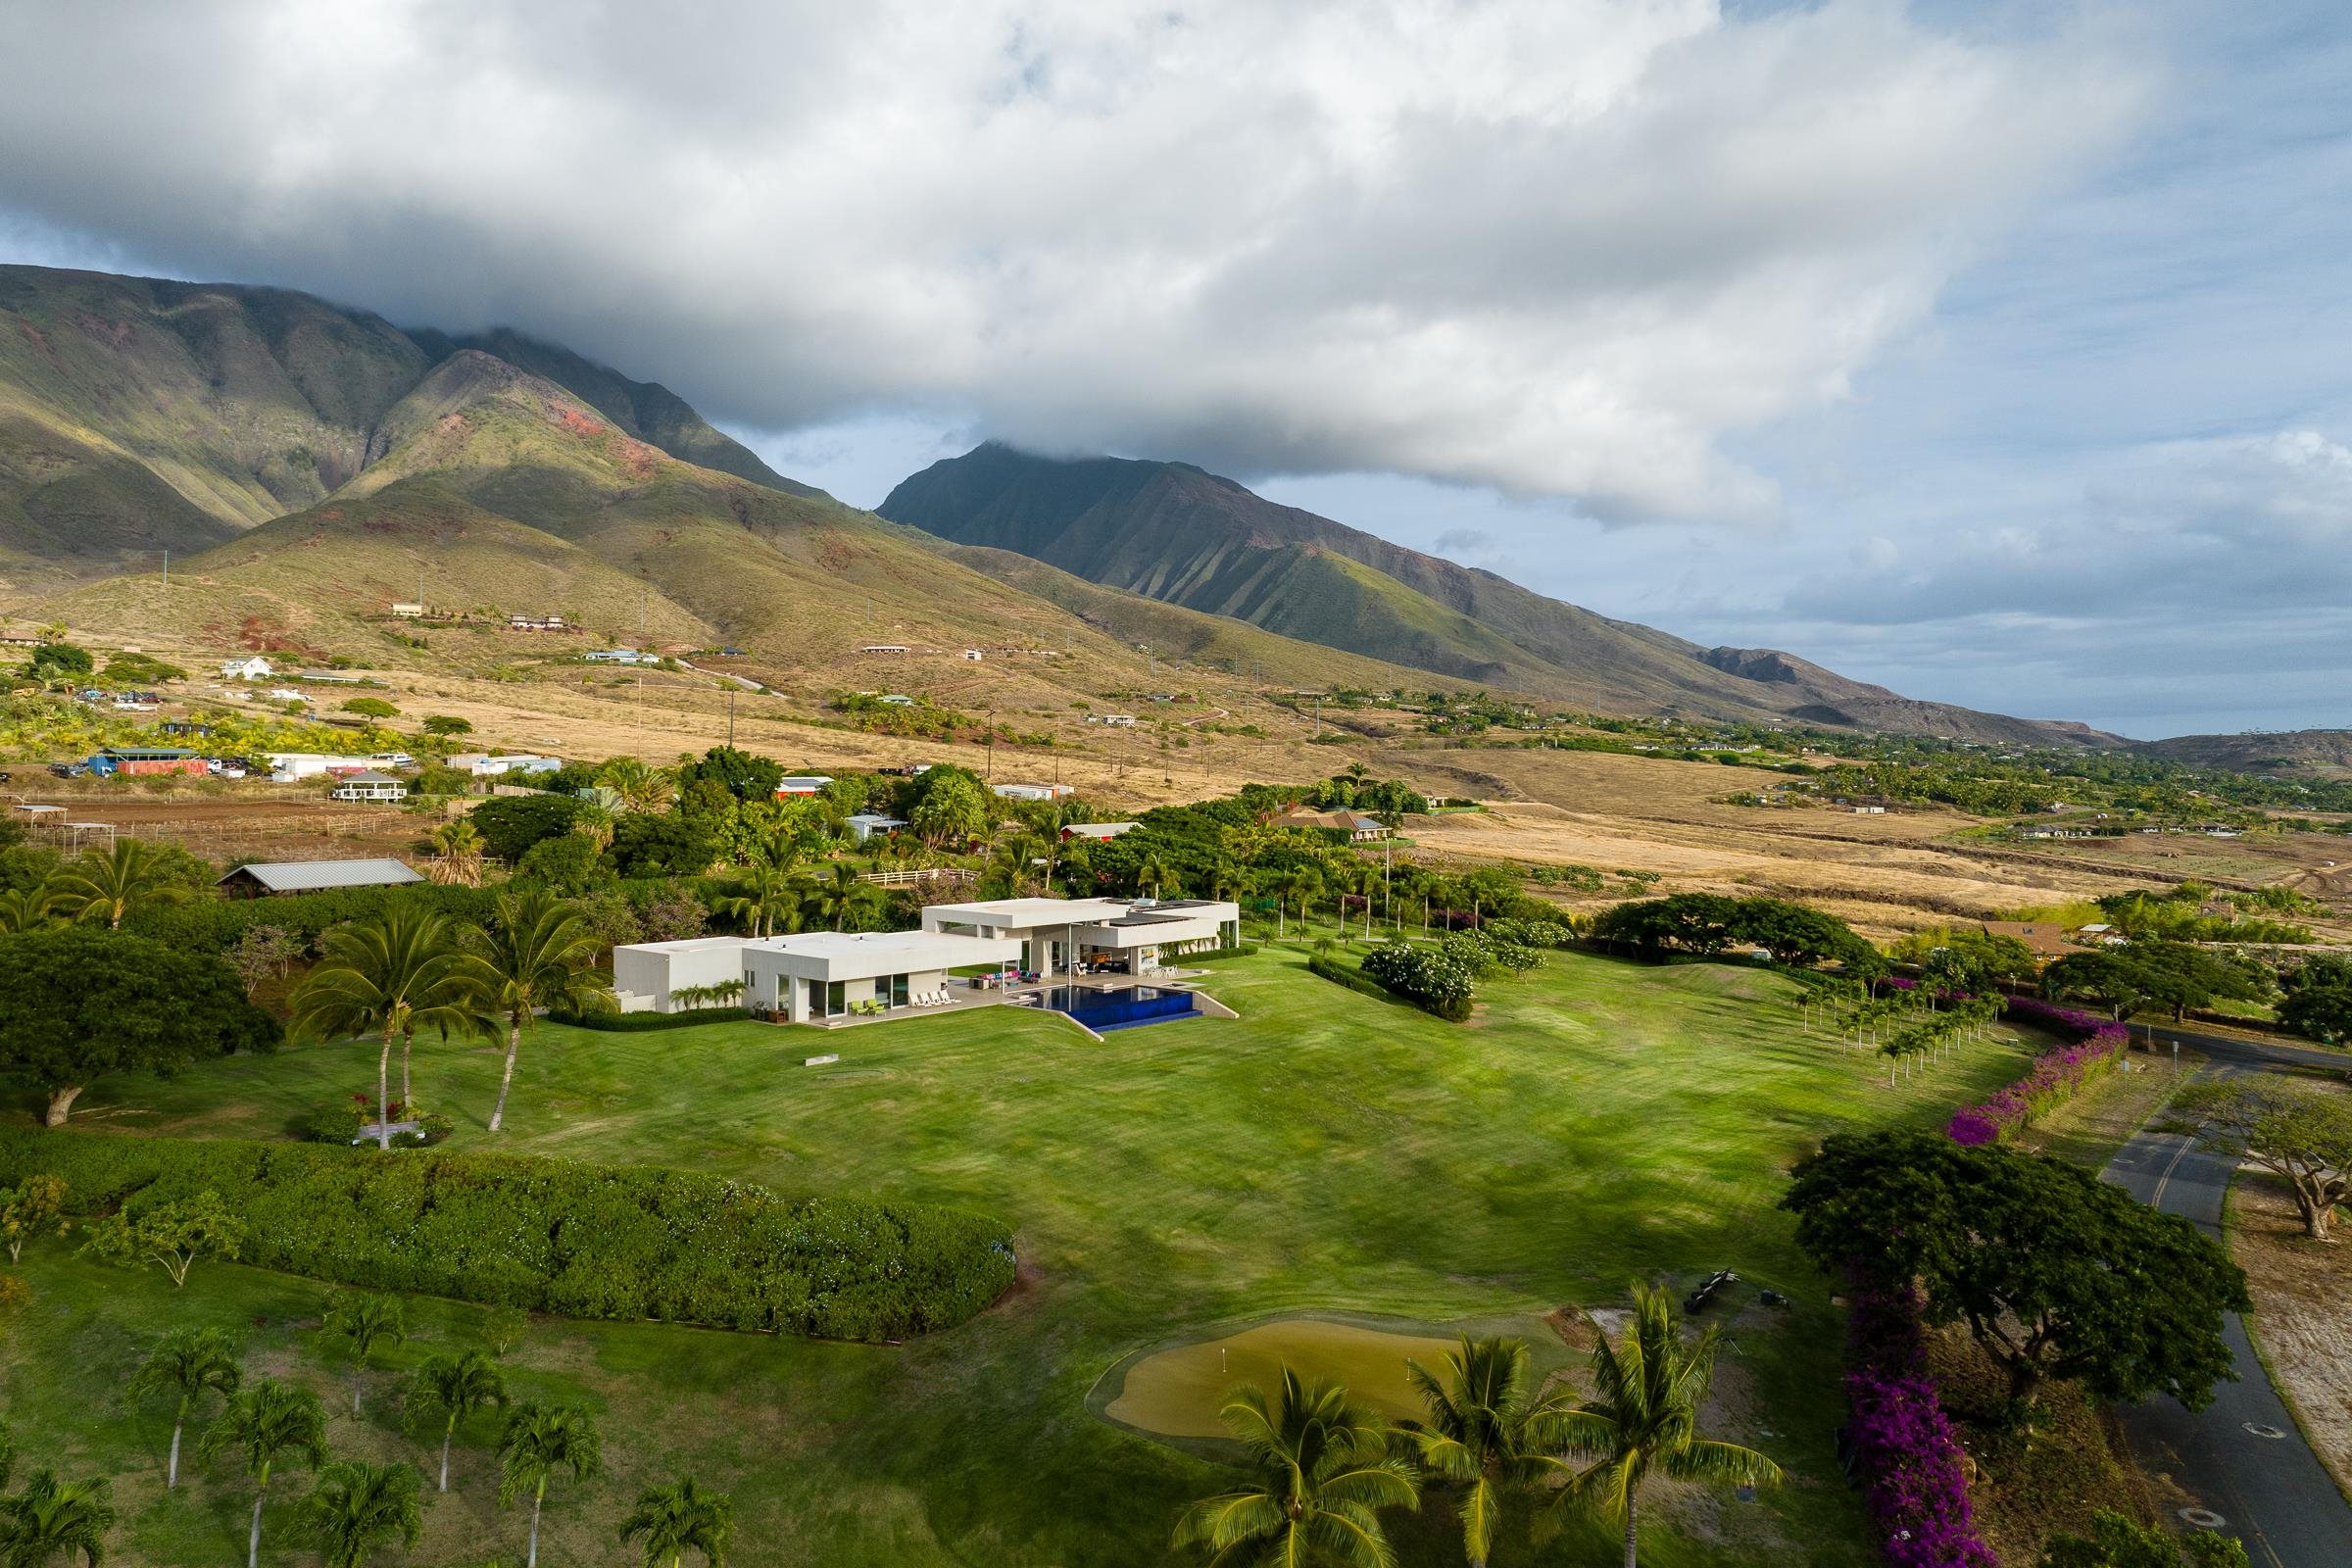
[329,770,408,803]
[1273,808,1391,843]
[923,895,1242,977]
[962,648,984,661]
[390,602,426,618]
[1060,822,1139,841]
[775,775,835,797]
[219,655,273,680]
[615,928,1022,1020]
[508,613,567,631]
[993,783,1074,802]
[585,648,655,664]
[845,812,907,843]
[448,753,563,777]
[1977,920,2077,965]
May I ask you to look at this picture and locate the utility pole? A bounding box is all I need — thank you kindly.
[161,549,169,590]
[727,685,736,747]
[1314,694,1323,737]
[986,708,996,780]
[638,587,646,645]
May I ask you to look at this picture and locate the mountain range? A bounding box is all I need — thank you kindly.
[1,263,2113,743]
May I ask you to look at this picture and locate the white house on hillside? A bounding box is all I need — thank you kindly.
[220,656,273,680]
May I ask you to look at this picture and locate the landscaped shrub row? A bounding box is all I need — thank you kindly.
[1305,953,1403,1007]
[1843,1282,1996,1568]
[1359,940,1477,1021]
[127,884,503,955]
[548,1006,754,1031]
[1944,1000,2128,1146]
[0,1130,1015,1341]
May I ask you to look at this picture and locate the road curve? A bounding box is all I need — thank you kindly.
[2101,1062,2352,1567]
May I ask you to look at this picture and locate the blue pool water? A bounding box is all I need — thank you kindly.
[1041,984,1200,1030]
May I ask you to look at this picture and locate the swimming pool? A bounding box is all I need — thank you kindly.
[1040,984,1200,1030]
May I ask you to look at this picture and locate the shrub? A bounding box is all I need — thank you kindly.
[550,1007,752,1031]
[127,884,500,956]
[1945,1002,2128,1146]
[0,1130,1014,1341]
[1842,1284,1997,1568]
[1358,940,1476,1020]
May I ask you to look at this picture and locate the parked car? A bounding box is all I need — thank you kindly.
[49,762,86,778]
[368,751,416,767]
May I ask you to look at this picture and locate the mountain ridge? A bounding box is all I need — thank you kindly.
[881,443,2118,745]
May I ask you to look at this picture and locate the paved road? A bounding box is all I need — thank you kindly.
[2102,1060,2352,1567]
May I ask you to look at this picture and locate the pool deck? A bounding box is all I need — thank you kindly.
[803,968,1216,1031]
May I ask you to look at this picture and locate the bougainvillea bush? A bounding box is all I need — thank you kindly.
[1845,1285,1998,1568]
[1945,1001,2129,1146]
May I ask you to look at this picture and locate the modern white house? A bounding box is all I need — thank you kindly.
[220,655,274,680]
[329,769,408,802]
[921,896,1241,978]
[614,928,1021,1020]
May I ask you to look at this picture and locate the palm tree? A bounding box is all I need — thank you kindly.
[199,1379,327,1568]
[125,1326,242,1489]
[569,803,616,853]
[322,1294,407,1417]
[292,907,486,1150]
[806,862,879,931]
[1134,850,1178,901]
[1402,1336,1571,1568]
[0,882,63,936]
[1547,1284,1783,1568]
[619,1475,734,1567]
[51,839,187,929]
[424,819,485,888]
[407,1349,508,1493]
[295,1460,424,1568]
[0,1470,116,1567]
[1171,1366,1418,1568]
[465,891,614,1134]
[597,757,674,814]
[1275,866,1323,940]
[712,860,805,938]
[498,1403,602,1568]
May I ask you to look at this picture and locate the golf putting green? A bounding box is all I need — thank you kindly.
[1104,1318,1459,1439]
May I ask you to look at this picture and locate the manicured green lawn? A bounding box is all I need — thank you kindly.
[2,947,2040,1566]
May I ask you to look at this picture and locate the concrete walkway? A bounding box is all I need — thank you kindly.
[2101,1063,2352,1568]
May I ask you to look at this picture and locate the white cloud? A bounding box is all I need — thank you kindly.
[0,0,2147,520]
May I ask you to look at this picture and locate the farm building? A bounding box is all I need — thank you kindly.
[329,770,408,803]
[86,747,208,778]
[217,858,425,898]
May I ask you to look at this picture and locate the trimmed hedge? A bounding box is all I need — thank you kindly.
[549,1007,754,1031]
[1306,950,1476,1020]
[127,884,502,955]
[0,1130,1013,1342]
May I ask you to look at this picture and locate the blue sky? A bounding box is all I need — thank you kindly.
[2,1,2344,738]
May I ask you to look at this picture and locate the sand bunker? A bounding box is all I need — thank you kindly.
[1105,1318,1459,1439]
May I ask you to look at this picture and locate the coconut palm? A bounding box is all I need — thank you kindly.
[1547,1284,1783,1568]
[295,1460,424,1568]
[1171,1366,1418,1568]
[50,839,188,929]
[424,819,485,888]
[619,1475,734,1567]
[597,757,674,814]
[199,1379,327,1568]
[464,891,614,1133]
[292,907,487,1150]
[569,803,616,853]
[125,1326,242,1489]
[0,882,63,936]
[1134,850,1178,901]
[497,1403,601,1568]
[805,862,879,930]
[406,1349,508,1493]
[0,1470,117,1567]
[1274,865,1323,940]
[322,1295,406,1417]
[712,860,806,939]
[1402,1336,1573,1568]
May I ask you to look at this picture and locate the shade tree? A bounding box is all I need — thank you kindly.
[2169,1077,2352,1241]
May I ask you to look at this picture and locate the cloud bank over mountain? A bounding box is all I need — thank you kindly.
[0,0,2141,522]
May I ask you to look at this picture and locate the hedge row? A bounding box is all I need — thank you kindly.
[0,1130,1014,1342]
[127,884,502,955]
[548,1007,754,1032]
[1302,952,1461,1016]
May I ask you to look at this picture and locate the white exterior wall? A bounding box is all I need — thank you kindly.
[612,938,751,1013]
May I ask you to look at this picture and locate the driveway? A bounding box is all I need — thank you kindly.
[2100,1054,2352,1567]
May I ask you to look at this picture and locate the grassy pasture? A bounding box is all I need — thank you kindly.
[2,946,2041,1565]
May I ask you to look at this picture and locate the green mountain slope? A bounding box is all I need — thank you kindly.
[882,444,2114,743]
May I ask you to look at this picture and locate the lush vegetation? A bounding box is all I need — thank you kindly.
[0,1130,1014,1341]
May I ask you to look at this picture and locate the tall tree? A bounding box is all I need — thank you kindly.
[0,1470,116,1567]
[464,892,614,1134]
[423,819,486,889]
[1170,1366,1419,1568]
[806,862,880,931]
[322,1295,407,1417]
[125,1327,241,1489]
[1785,1131,2249,1408]
[1548,1284,1782,1568]
[711,861,805,939]
[291,907,485,1150]
[295,1460,425,1568]
[2171,1077,2352,1240]
[596,757,675,814]
[1401,1336,1571,1568]
[50,839,190,929]
[619,1475,735,1568]
[498,1403,602,1568]
[406,1350,508,1493]
[0,882,62,936]
[199,1380,327,1568]
[0,928,277,1125]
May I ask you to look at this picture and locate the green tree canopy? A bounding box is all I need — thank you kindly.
[674,746,782,805]
[2040,1508,2249,1567]
[906,768,992,848]
[0,927,278,1125]
[2170,1077,2352,1240]
[1170,1366,1419,1568]
[467,796,584,864]
[1784,1131,2248,1409]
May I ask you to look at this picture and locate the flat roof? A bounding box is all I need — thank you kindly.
[927,896,1139,926]
[617,935,750,956]
[744,929,1020,974]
